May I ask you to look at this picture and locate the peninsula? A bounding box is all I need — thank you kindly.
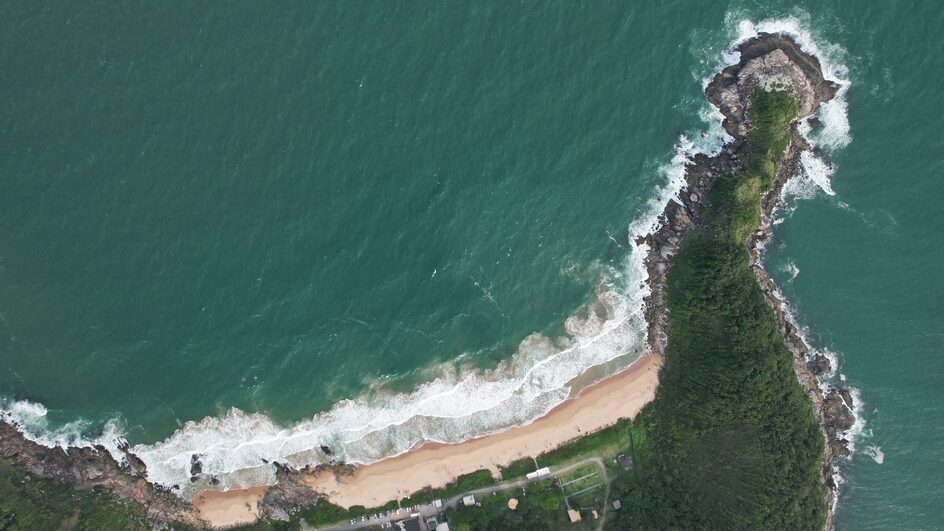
[0,32,855,530]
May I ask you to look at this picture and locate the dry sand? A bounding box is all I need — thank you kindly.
[193,353,661,526]
[193,485,266,528]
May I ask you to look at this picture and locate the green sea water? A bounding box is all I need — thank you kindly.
[1,1,941,527]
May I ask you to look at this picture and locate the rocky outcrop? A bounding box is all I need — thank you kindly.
[0,422,205,528]
[709,36,838,138]
[255,462,335,522]
[641,33,852,529]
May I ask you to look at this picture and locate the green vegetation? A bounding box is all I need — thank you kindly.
[444,479,570,531]
[232,496,406,531]
[236,470,498,530]
[536,417,637,469]
[607,89,827,529]
[401,469,497,506]
[559,464,601,497]
[0,455,151,530]
[497,457,536,480]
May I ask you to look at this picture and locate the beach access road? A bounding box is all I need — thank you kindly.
[322,457,608,530]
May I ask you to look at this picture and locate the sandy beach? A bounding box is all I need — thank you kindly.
[192,353,660,526]
[193,486,267,528]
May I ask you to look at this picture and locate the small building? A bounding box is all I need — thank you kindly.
[507,498,519,510]
[612,499,622,510]
[435,523,450,531]
[393,517,421,531]
[525,467,550,479]
[567,509,582,523]
[432,499,443,508]
[591,509,599,519]
[462,494,476,506]
[617,453,634,470]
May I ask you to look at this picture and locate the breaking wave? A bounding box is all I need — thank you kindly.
[0,108,728,494]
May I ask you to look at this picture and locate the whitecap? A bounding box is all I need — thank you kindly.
[0,399,126,463]
[783,261,801,282]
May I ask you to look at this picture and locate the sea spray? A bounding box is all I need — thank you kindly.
[0,399,127,465]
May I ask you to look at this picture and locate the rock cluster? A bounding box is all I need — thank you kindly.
[255,461,350,522]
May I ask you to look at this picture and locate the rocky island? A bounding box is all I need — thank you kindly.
[0,32,855,530]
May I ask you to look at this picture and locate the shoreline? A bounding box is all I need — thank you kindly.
[192,352,661,524]
[0,31,856,531]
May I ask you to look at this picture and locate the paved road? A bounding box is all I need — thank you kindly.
[322,457,609,530]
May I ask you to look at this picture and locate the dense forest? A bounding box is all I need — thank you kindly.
[606,89,826,529]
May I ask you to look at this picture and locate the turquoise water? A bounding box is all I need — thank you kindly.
[1,1,941,526]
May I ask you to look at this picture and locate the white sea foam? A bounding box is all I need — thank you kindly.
[865,445,884,464]
[783,261,801,282]
[0,101,730,495]
[0,399,126,463]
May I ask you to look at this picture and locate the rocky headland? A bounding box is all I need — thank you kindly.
[641,32,854,528]
[0,421,204,528]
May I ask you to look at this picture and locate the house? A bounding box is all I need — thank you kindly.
[525,467,550,479]
[435,523,450,531]
[612,499,622,510]
[393,517,421,531]
[617,453,634,470]
[462,494,476,506]
[567,509,582,523]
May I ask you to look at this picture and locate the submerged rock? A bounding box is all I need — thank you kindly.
[810,352,833,375]
[190,453,203,477]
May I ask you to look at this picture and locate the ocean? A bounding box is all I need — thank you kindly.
[1,1,941,527]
